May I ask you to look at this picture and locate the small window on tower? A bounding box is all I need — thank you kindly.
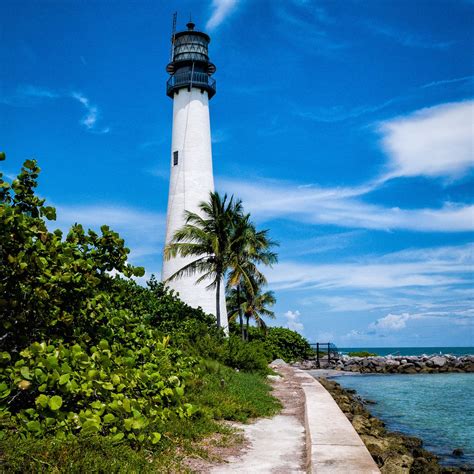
[173,151,179,166]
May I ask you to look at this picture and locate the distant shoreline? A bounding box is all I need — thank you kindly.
[338,347,474,357]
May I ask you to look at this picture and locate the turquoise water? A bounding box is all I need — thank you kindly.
[339,347,474,356]
[336,373,474,467]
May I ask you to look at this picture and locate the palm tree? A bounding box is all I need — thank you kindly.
[228,282,276,339]
[226,214,278,339]
[163,191,242,328]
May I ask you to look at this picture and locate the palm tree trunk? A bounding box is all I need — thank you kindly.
[245,313,250,341]
[237,285,244,340]
[216,274,221,328]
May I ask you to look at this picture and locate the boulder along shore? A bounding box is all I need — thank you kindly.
[295,354,474,373]
[318,377,473,473]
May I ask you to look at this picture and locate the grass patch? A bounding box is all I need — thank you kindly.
[187,361,282,422]
[0,363,280,473]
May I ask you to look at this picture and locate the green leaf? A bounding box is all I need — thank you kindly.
[103,413,116,423]
[35,394,49,409]
[151,432,162,444]
[98,339,109,350]
[48,395,63,411]
[111,432,124,442]
[58,374,70,385]
[26,420,42,433]
[20,366,32,380]
[81,419,101,435]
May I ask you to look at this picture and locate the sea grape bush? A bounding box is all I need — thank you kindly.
[247,326,314,362]
[0,153,144,354]
[0,310,200,445]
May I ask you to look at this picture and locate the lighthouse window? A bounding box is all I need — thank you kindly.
[173,151,179,166]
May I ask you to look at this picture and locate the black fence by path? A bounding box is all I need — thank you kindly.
[309,342,341,368]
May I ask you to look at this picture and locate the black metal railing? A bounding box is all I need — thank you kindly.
[166,71,216,98]
[309,342,340,368]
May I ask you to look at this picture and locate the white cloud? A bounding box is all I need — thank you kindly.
[220,177,474,232]
[284,310,304,333]
[265,243,473,292]
[71,92,109,134]
[206,0,239,31]
[379,100,474,181]
[369,313,411,331]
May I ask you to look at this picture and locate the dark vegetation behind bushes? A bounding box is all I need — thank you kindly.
[0,154,312,471]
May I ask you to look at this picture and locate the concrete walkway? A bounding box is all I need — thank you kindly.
[211,366,306,473]
[210,365,379,473]
[296,369,380,473]
[210,415,305,473]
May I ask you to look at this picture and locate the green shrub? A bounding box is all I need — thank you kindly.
[247,327,313,362]
[0,156,144,355]
[0,310,201,446]
[223,336,268,372]
[348,351,377,357]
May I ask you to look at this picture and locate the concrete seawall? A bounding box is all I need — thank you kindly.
[293,368,380,473]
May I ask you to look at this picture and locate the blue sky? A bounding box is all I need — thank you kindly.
[1,0,473,347]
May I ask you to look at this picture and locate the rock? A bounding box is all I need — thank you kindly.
[429,356,447,367]
[364,398,377,405]
[401,363,418,374]
[410,456,441,473]
[267,375,282,381]
[270,358,287,366]
[452,448,464,457]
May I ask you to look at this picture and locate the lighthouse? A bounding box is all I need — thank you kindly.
[162,19,228,327]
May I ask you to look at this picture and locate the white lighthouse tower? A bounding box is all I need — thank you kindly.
[162,20,228,328]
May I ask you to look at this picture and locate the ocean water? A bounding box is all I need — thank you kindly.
[338,347,474,357]
[336,373,474,467]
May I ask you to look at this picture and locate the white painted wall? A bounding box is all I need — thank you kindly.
[162,87,228,329]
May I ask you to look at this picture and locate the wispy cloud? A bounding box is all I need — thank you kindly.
[421,75,474,89]
[274,1,347,56]
[366,21,454,50]
[266,243,473,292]
[206,0,240,31]
[379,100,474,181]
[221,176,474,233]
[1,85,109,134]
[296,97,398,123]
[71,92,110,134]
[18,85,60,99]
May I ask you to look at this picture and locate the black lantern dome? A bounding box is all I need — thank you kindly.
[166,21,217,99]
